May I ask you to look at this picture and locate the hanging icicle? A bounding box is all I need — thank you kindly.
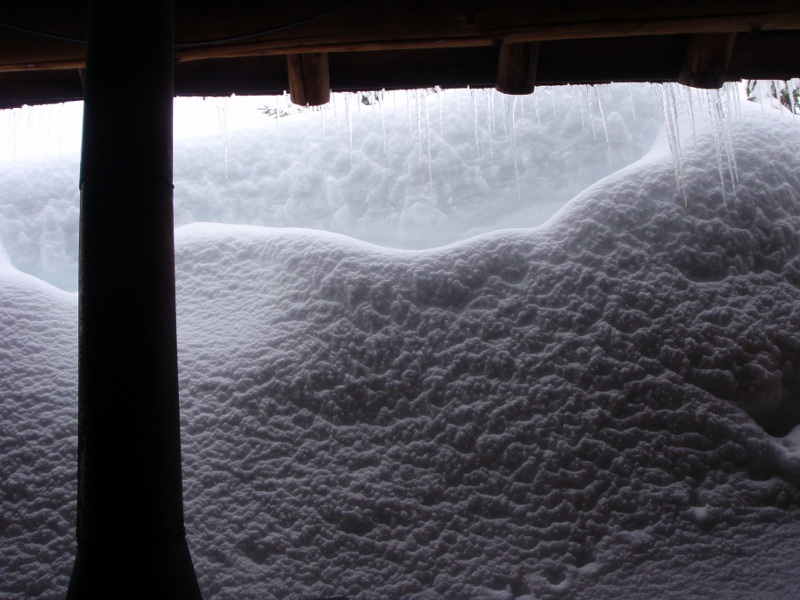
[653,83,686,203]
[471,87,481,159]
[380,89,387,155]
[594,86,612,164]
[424,90,433,183]
[212,97,229,178]
[345,92,354,165]
[511,96,521,204]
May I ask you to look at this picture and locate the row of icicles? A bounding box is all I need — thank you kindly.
[1,80,798,205]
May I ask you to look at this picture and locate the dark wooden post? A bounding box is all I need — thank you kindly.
[66,0,201,597]
[287,52,331,106]
[496,41,539,95]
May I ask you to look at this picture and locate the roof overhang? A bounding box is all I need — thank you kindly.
[1,0,799,108]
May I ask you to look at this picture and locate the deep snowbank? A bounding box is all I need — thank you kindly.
[174,105,800,599]
[0,257,77,597]
[3,98,800,598]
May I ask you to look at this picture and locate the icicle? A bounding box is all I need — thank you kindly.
[488,89,497,139]
[653,84,686,204]
[786,79,798,116]
[594,85,612,163]
[587,86,598,141]
[39,105,48,157]
[345,92,354,165]
[719,84,740,193]
[12,109,18,162]
[520,95,525,121]
[501,93,509,138]
[332,93,341,137]
[436,85,444,137]
[416,89,423,171]
[754,80,766,115]
[570,87,580,127]
[511,96,521,204]
[424,90,433,182]
[726,81,742,120]
[533,88,542,126]
[667,84,682,153]
[577,86,586,131]
[212,97,229,178]
[628,82,637,121]
[380,90,387,155]
[471,87,481,158]
[485,89,494,161]
[771,81,780,112]
[57,102,65,159]
[705,89,730,206]
[682,85,697,146]
[406,89,414,145]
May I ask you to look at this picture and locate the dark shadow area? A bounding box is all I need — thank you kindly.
[749,392,800,438]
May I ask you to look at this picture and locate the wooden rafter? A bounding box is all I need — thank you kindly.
[0,0,799,106]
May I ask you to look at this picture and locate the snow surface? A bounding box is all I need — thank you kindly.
[3,87,800,598]
[0,86,662,292]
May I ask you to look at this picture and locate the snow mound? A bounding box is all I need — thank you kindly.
[173,108,800,598]
[0,271,76,597]
[2,101,800,599]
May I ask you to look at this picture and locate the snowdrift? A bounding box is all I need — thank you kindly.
[3,102,800,598]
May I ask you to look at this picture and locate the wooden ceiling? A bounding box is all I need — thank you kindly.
[1,0,799,108]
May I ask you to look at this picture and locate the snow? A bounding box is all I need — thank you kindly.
[0,86,662,292]
[3,85,800,598]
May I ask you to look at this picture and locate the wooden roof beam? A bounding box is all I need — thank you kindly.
[169,2,800,64]
[4,1,799,73]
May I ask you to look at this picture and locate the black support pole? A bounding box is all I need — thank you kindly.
[66,0,201,597]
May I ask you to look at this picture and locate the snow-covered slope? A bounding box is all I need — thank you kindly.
[2,96,800,599]
[174,105,800,599]
[0,252,77,597]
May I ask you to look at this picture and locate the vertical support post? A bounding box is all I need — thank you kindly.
[496,41,539,95]
[287,52,331,106]
[66,0,201,597]
[679,33,737,89]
